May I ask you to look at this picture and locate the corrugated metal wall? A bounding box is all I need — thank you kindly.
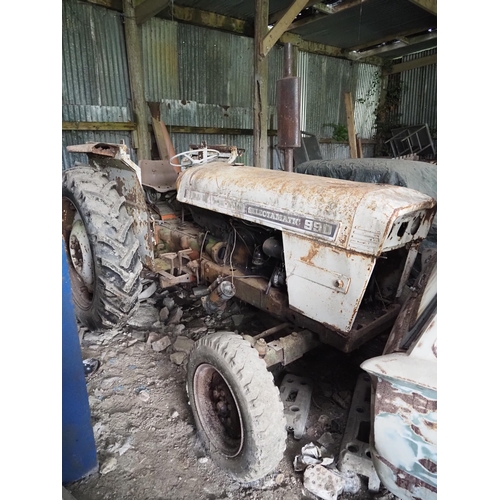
[62,0,134,168]
[389,49,437,132]
[62,0,384,169]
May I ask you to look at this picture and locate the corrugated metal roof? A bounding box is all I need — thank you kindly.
[170,0,437,61]
[290,0,435,49]
[167,0,293,22]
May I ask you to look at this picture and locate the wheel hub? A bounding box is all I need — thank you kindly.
[69,218,94,290]
[193,364,244,457]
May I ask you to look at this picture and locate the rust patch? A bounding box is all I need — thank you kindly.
[422,419,437,431]
[418,458,437,474]
[300,241,320,264]
[377,454,437,494]
[375,379,437,416]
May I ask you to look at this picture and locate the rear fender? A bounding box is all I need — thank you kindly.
[66,142,155,269]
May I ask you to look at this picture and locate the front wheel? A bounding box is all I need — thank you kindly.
[187,332,287,483]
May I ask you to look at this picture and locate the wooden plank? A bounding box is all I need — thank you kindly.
[62,122,136,131]
[262,0,310,57]
[347,27,435,52]
[151,117,168,160]
[169,4,251,36]
[351,32,436,60]
[344,92,358,158]
[383,54,437,75]
[151,117,180,166]
[135,0,170,25]
[254,0,269,168]
[123,0,151,160]
[356,135,364,158]
[408,0,437,15]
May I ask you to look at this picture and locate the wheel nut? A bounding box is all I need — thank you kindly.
[255,339,267,357]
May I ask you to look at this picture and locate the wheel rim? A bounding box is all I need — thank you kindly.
[69,218,94,289]
[62,197,94,310]
[193,363,244,457]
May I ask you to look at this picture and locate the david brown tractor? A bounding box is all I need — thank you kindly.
[62,141,436,482]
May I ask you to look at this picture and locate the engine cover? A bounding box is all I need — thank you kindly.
[177,163,436,334]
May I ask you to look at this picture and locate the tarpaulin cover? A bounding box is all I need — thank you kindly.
[296,158,437,248]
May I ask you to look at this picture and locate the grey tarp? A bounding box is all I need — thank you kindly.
[295,158,437,248]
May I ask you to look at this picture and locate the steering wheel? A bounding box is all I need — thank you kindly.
[170,148,220,169]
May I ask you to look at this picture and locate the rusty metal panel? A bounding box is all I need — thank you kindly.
[283,232,376,333]
[141,17,180,101]
[177,22,254,107]
[398,49,437,133]
[176,163,436,253]
[297,51,354,139]
[361,314,437,500]
[62,0,131,114]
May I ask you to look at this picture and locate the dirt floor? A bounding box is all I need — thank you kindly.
[65,277,396,500]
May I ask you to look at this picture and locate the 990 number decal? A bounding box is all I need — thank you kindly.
[246,204,337,238]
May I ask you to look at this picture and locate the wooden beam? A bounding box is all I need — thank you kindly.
[261,0,310,57]
[383,53,437,75]
[280,32,342,58]
[346,27,433,52]
[254,0,269,168]
[123,0,151,160]
[62,122,136,131]
[269,1,316,24]
[408,0,437,16]
[168,4,251,36]
[135,0,170,25]
[350,32,436,59]
[312,0,368,15]
[286,13,327,32]
[344,92,358,159]
[86,0,122,10]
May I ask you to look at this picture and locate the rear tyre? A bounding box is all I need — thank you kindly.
[62,166,142,329]
[187,332,287,483]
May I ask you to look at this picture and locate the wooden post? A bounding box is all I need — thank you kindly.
[356,135,364,158]
[344,92,358,158]
[123,0,151,160]
[254,0,269,168]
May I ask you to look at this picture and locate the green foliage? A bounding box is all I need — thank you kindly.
[324,123,349,142]
[356,73,381,107]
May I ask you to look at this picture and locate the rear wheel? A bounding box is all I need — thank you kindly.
[62,166,142,329]
[187,332,287,483]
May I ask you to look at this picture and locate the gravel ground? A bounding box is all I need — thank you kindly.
[65,280,396,500]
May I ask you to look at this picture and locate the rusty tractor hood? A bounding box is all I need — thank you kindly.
[176,163,436,256]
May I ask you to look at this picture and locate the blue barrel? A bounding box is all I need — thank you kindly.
[62,238,98,484]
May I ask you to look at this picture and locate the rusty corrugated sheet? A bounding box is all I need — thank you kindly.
[354,63,382,138]
[398,49,437,133]
[298,52,354,139]
[62,0,131,120]
[142,17,180,102]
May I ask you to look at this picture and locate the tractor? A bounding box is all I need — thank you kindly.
[62,141,436,483]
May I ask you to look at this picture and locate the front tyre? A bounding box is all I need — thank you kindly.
[187,332,287,483]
